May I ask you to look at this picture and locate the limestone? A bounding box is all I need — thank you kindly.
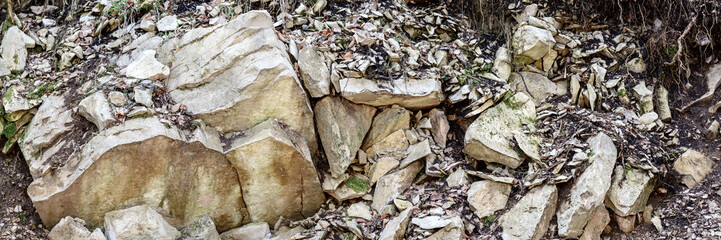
[362,106,411,150]
[219,222,269,240]
[0,58,10,77]
[139,18,156,32]
[157,15,179,31]
[347,202,373,220]
[428,108,450,147]
[556,133,617,237]
[369,157,400,185]
[633,82,654,114]
[315,96,376,177]
[20,94,75,178]
[86,229,107,240]
[133,87,153,107]
[614,214,635,233]
[509,72,556,106]
[446,169,469,187]
[48,216,92,240]
[378,207,414,240]
[399,139,431,168]
[3,86,42,114]
[2,26,35,71]
[166,11,317,152]
[656,85,672,121]
[464,92,537,168]
[426,216,464,240]
[108,91,126,106]
[298,46,331,98]
[372,162,422,211]
[580,206,610,240]
[28,117,248,232]
[179,215,220,240]
[492,46,512,81]
[411,216,452,229]
[681,63,721,111]
[500,185,558,240]
[78,91,116,130]
[673,149,715,187]
[626,57,646,73]
[512,25,555,63]
[467,181,511,219]
[638,112,658,125]
[365,129,410,159]
[605,166,654,216]
[339,77,445,109]
[103,205,181,240]
[225,119,324,224]
[124,50,170,80]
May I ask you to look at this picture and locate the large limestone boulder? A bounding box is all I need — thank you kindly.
[27,117,248,232]
[512,25,555,63]
[464,92,537,168]
[225,119,324,224]
[499,185,557,240]
[165,10,317,152]
[673,149,714,187]
[605,166,654,216]
[339,77,444,109]
[556,133,617,237]
[315,96,376,177]
[103,205,181,240]
[2,26,35,71]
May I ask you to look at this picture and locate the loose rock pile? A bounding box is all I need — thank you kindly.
[0,0,719,239]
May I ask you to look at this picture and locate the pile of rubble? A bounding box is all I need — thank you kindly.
[0,0,719,239]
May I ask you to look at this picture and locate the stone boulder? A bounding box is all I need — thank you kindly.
[605,166,654,216]
[556,133,617,237]
[378,207,414,240]
[78,91,116,131]
[103,205,181,240]
[225,119,324,224]
[509,72,556,106]
[315,96,376,177]
[48,216,92,240]
[500,185,557,240]
[339,77,444,109]
[298,46,331,98]
[467,181,511,219]
[464,92,537,168]
[362,106,410,150]
[371,162,422,211]
[124,50,170,80]
[512,25,555,63]
[179,215,220,240]
[28,117,248,232]
[580,206,610,240]
[165,10,317,152]
[673,149,714,187]
[2,26,35,71]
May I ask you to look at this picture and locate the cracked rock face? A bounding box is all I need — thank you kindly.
[339,77,444,109]
[165,10,317,153]
[605,166,654,217]
[500,184,558,240]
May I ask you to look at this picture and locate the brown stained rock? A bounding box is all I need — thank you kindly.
[673,149,715,188]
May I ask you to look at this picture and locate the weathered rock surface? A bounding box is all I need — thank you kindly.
[556,133,617,237]
[512,25,555,63]
[179,215,220,240]
[315,96,376,176]
[464,92,537,168]
[362,106,410,150]
[500,185,558,240]
[298,46,331,98]
[673,149,715,188]
[2,26,35,71]
[428,108,449,147]
[20,94,75,178]
[339,77,444,109]
[468,181,511,219]
[426,216,464,240]
[219,222,269,240]
[28,117,248,231]
[165,11,317,152]
[369,157,400,185]
[225,118,324,224]
[605,166,654,216]
[103,205,181,240]
[157,15,179,32]
[365,129,409,157]
[48,216,91,240]
[580,206,610,240]
[372,162,422,211]
[124,50,170,80]
[78,91,116,130]
[347,202,373,220]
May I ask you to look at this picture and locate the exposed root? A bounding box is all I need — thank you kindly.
[664,12,698,79]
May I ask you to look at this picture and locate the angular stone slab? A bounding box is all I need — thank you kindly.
[339,77,444,109]
[605,166,654,216]
[165,10,317,152]
[500,185,557,240]
[225,119,324,224]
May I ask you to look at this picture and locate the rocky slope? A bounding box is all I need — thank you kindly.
[0,0,719,239]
